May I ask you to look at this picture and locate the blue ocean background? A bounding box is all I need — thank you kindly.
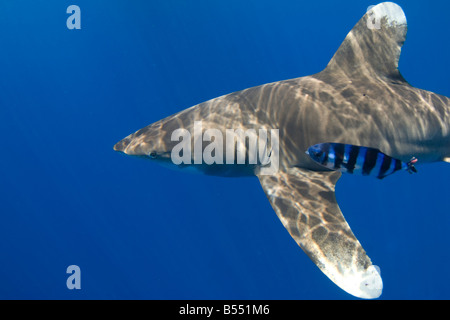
[0,0,449,300]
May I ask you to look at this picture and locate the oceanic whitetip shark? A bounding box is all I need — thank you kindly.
[113,2,450,298]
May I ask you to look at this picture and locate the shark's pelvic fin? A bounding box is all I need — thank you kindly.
[324,2,407,83]
[257,167,382,299]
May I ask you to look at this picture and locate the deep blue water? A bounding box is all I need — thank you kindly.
[0,0,449,300]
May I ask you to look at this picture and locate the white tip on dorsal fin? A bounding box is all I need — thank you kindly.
[324,2,408,82]
[443,157,450,163]
[368,2,407,27]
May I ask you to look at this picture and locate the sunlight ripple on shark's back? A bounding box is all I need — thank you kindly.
[113,2,450,299]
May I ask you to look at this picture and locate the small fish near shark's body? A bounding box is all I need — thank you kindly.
[114,2,450,299]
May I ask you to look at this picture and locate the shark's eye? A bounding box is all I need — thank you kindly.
[149,151,157,159]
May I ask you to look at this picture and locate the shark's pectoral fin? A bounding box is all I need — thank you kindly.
[257,167,382,299]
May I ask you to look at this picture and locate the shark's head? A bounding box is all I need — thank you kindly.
[114,117,276,176]
[114,119,176,166]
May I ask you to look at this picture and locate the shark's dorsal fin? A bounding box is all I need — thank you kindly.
[324,2,407,82]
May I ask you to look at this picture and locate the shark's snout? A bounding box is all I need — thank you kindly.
[114,121,174,158]
[113,132,158,156]
[113,136,132,153]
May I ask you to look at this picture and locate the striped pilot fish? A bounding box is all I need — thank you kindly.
[306,143,417,179]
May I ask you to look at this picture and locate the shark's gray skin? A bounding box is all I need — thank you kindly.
[114,2,450,298]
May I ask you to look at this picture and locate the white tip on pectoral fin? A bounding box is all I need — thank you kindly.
[330,264,383,299]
